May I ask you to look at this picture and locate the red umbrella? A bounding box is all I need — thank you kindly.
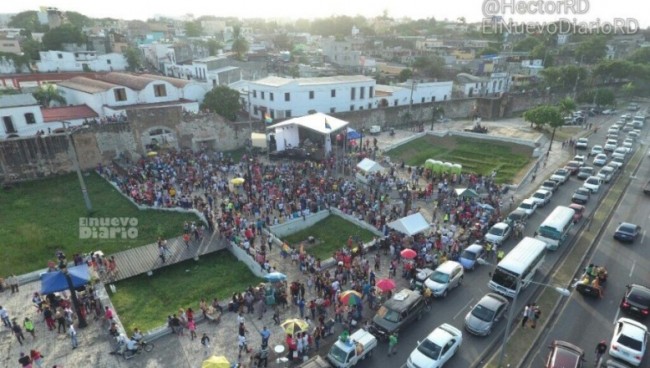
[400,248,417,259]
[375,278,396,292]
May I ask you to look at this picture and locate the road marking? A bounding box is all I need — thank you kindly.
[453,298,474,320]
[630,260,636,278]
[641,230,646,245]
[613,307,621,325]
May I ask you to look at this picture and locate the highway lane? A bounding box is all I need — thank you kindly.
[525,131,650,367]
[356,115,621,368]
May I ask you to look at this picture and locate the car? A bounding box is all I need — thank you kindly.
[577,166,594,180]
[545,340,586,368]
[623,123,635,132]
[531,189,553,207]
[612,147,630,160]
[573,154,586,165]
[572,187,591,205]
[407,324,463,368]
[602,109,615,115]
[506,209,529,227]
[550,168,570,184]
[620,284,650,318]
[593,154,608,167]
[583,176,602,193]
[575,138,589,150]
[485,222,512,245]
[604,139,619,152]
[633,121,645,129]
[591,145,604,156]
[517,199,538,216]
[609,318,647,367]
[464,293,509,336]
[608,126,620,135]
[411,268,435,291]
[565,161,582,175]
[371,289,426,340]
[458,243,485,271]
[424,261,464,298]
[541,180,559,193]
[609,156,625,169]
[628,131,640,140]
[621,114,632,122]
[569,203,585,222]
[614,222,641,242]
[623,140,634,149]
[598,166,616,183]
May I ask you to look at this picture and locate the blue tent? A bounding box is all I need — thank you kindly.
[347,128,362,140]
[40,264,91,294]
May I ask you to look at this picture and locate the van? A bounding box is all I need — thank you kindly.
[424,261,464,298]
[370,289,426,341]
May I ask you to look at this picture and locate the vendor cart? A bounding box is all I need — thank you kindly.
[574,266,607,298]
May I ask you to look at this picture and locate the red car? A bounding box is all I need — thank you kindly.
[569,203,585,223]
[546,340,585,368]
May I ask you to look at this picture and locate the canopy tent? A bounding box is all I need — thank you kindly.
[455,188,479,198]
[387,213,430,236]
[356,158,384,174]
[347,128,363,140]
[40,264,91,294]
[267,112,349,154]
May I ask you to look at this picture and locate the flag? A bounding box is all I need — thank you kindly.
[325,118,331,130]
[264,113,273,124]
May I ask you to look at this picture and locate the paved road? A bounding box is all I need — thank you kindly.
[525,127,650,367]
[356,116,620,368]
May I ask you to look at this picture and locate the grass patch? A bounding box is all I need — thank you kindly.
[0,172,199,275]
[111,250,262,333]
[282,216,376,260]
[386,136,531,183]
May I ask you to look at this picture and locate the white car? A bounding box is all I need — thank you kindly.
[530,189,553,207]
[597,166,616,183]
[517,198,538,216]
[575,137,589,150]
[573,155,586,166]
[608,127,620,135]
[591,145,604,156]
[609,318,647,367]
[550,168,570,184]
[612,147,630,160]
[583,176,602,193]
[628,131,640,140]
[593,154,608,166]
[485,222,512,245]
[604,139,619,152]
[609,156,625,168]
[407,324,463,368]
[623,140,634,150]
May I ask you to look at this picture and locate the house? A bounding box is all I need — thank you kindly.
[35,51,128,72]
[456,72,509,97]
[375,80,453,108]
[0,94,43,139]
[0,38,21,55]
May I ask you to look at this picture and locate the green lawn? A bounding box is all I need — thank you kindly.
[282,215,377,260]
[386,136,531,183]
[0,172,199,275]
[110,250,262,333]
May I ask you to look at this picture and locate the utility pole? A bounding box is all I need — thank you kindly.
[63,122,92,214]
[409,80,416,127]
[572,55,584,101]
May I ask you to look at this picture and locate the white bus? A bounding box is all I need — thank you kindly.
[535,206,576,251]
[488,237,547,298]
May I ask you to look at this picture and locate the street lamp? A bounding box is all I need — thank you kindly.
[62,122,93,214]
[477,258,570,368]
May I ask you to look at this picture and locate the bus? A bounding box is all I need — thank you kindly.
[488,237,547,298]
[535,206,576,251]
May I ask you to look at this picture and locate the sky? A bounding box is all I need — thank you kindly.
[3,0,647,28]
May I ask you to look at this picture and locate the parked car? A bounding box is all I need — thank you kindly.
[506,209,529,227]
[573,155,586,165]
[602,109,615,115]
[645,180,650,195]
[484,222,512,245]
[598,166,616,183]
[604,139,619,152]
[530,189,553,207]
[541,180,559,193]
[590,145,604,156]
[407,324,463,368]
[628,131,640,140]
[609,318,647,367]
[517,199,538,216]
[593,154,608,167]
[569,203,585,222]
[575,138,589,150]
[583,176,602,193]
[464,293,509,336]
[424,261,464,298]
[411,268,435,291]
[550,168,571,184]
[620,284,650,318]
[572,187,591,205]
[612,147,630,160]
[614,222,641,243]
[545,340,585,368]
[565,161,582,175]
[458,243,485,271]
[608,127,620,135]
[609,157,625,169]
[606,133,620,141]
[369,125,381,135]
[577,166,594,180]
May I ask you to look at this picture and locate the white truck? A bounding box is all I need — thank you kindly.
[326,328,377,368]
[369,125,381,135]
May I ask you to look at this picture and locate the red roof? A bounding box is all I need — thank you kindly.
[41,105,99,123]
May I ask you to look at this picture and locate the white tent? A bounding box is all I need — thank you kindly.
[387,213,430,236]
[356,158,384,174]
[267,112,349,153]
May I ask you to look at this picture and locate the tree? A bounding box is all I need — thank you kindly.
[65,11,92,28]
[523,105,563,150]
[20,38,42,60]
[399,69,413,82]
[575,36,607,64]
[273,33,293,51]
[185,21,203,37]
[513,37,541,52]
[124,47,143,71]
[8,11,49,33]
[578,88,615,107]
[206,39,222,56]
[200,85,241,121]
[231,26,249,61]
[33,84,66,107]
[627,47,650,65]
[42,24,86,51]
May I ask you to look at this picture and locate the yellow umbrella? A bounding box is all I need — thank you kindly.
[281,318,309,336]
[202,355,230,368]
[231,177,245,185]
[147,151,158,157]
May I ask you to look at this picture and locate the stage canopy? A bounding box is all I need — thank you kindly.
[356,158,384,174]
[40,264,91,294]
[267,112,349,153]
[387,213,430,236]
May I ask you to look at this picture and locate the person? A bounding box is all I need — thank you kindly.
[0,306,11,327]
[8,274,19,293]
[256,344,269,367]
[30,349,44,368]
[260,326,271,346]
[126,337,138,355]
[595,340,607,365]
[388,332,398,356]
[201,333,210,356]
[12,320,25,345]
[23,317,35,339]
[18,352,31,367]
[132,328,143,342]
[521,304,530,328]
[69,324,78,349]
[530,304,541,328]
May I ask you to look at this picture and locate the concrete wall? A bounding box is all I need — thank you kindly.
[227,242,266,278]
[269,210,330,238]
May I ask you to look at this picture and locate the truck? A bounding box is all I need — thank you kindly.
[369,125,381,135]
[326,328,377,368]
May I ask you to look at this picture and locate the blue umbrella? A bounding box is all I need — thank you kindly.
[264,272,287,282]
[40,264,91,294]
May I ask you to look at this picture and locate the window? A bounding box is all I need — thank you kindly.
[285,110,292,118]
[253,90,257,98]
[350,105,355,111]
[360,86,365,99]
[368,103,372,109]
[114,88,127,102]
[330,107,336,113]
[261,91,265,100]
[270,93,274,101]
[270,109,275,119]
[284,92,290,101]
[57,53,63,59]
[432,96,436,102]
[254,106,259,115]
[153,84,167,97]
[351,87,356,100]
[421,97,425,103]
[394,99,398,106]
[444,95,448,100]
[24,113,36,125]
[107,59,112,65]
[331,89,336,97]
[359,106,363,110]
[3,116,16,133]
[369,86,374,98]
[309,91,314,99]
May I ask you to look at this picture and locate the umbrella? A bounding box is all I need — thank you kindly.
[264,272,287,282]
[400,248,417,260]
[40,264,91,294]
[339,290,363,306]
[375,278,397,292]
[147,151,158,157]
[202,355,230,368]
[478,203,495,211]
[231,177,245,185]
[281,319,309,335]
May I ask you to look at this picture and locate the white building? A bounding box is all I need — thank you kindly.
[246,75,377,120]
[456,72,510,97]
[375,80,453,107]
[35,50,128,72]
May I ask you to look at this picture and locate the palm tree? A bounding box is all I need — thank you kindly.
[33,84,66,107]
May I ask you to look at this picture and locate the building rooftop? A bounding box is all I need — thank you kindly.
[41,104,98,123]
[140,73,193,88]
[456,73,488,84]
[105,98,195,111]
[252,75,373,87]
[95,72,157,91]
[0,93,38,108]
[58,76,120,94]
